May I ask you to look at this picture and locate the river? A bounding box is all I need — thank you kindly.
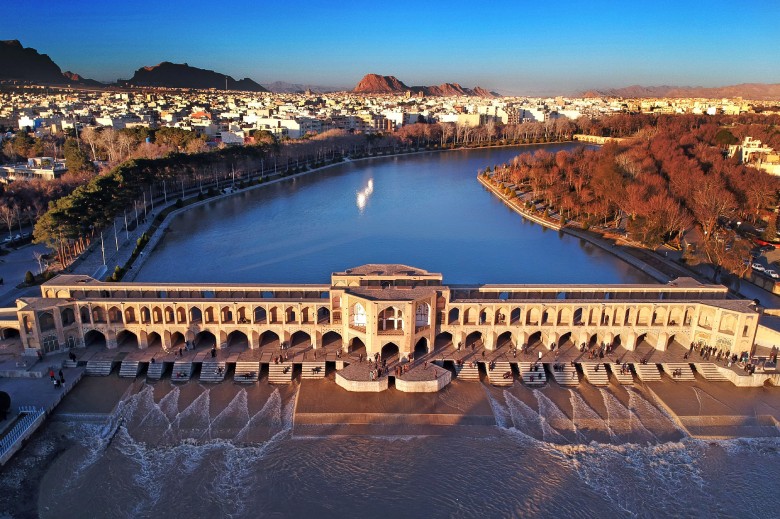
[135,144,652,284]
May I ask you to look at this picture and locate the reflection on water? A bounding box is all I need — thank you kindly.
[135,145,655,284]
[355,178,373,213]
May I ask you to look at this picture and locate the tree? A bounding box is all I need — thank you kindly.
[63,139,94,174]
[24,271,35,285]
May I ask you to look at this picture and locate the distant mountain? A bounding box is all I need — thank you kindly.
[581,83,780,100]
[353,73,498,97]
[121,62,268,92]
[0,39,100,86]
[263,80,342,93]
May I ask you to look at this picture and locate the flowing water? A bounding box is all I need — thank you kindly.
[2,381,778,519]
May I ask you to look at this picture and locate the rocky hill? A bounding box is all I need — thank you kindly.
[582,83,780,100]
[353,73,497,97]
[0,40,101,86]
[121,62,268,92]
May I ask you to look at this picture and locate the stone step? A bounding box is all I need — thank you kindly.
[85,360,114,376]
[62,359,78,368]
[268,363,292,384]
[549,363,579,387]
[486,360,514,386]
[301,361,326,379]
[607,363,634,385]
[519,362,546,387]
[455,362,481,381]
[146,361,167,380]
[662,363,696,381]
[234,361,260,383]
[633,363,662,382]
[172,361,193,383]
[199,361,227,383]
[581,363,609,386]
[119,360,142,378]
[693,362,731,382]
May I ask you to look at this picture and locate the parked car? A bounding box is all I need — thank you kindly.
[752,263,766,272]
[766,270,780,280]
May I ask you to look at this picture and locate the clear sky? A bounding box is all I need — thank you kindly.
[2,0,779,94]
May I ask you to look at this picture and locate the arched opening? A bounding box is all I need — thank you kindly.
[510,307,521,324]
[321,331,342,349]
[636,333,648,348]
[84,330,106,348]
[170,331,185,349]
[541,309,553,325]
[254,306,267,324]
[637,307,650,326]
[163,306,174,323]
[317,307,331,324]
[528,331,542,348]
[140,306,151,324]
[147,331,162,349]
[494,308,507,325]
[496,331,513,349]
[479,309,488,325]
[108,306,123,324]
[204,307,216,324]
[189,307,203,323]
[381,342,399,362]
[227,330,249,349]
[176,307,187,324]
[290,330,310,348]
[116,330,138,348]
[526,308,540,325]
[448,308,460,325]
[80,306,91,324]
[38,312,55,332]
[652,308,666,326]
[414,337,428,358]
[1,327,20,340]
[301,307,312,324]
[60,308,76,326]
[573,308,583,325]
[589,333,599,347]
[351,303,367,327]
[195,330,216,349]
[466,331,482,349]
[92,307,106,324]
[667,334,677,348]
[558,308,571,326]
[348,337,366,355]
[415,303,430,327]
[259,330,279,348]
[559,331,573,347]
[435,331,453,351]
[378,306,403,332]
[221,306,234,323]
[464,308,476,325]
[151,307,162,324]
[719,314,736,334]
[612,335,622,347]
[285,307,297,324]
[236,306,249,324]
[124,307,137,324]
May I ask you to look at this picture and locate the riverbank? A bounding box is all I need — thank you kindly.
[478,174,673,282]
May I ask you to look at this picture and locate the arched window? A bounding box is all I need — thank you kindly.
[352,303,366,327]
[415,303,430,327]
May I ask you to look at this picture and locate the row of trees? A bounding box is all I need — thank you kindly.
[489,114,780,277]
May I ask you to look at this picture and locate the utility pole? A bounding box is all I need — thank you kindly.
[100,231,106,266]
[124,211,129,239]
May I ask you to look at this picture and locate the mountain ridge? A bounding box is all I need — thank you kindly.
[581,83,780,100]
[353,73,499,97]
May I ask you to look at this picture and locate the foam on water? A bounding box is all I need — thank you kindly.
[568,389,611,442]
[533,389,576,443]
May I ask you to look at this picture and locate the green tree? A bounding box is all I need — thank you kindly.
[63,139,95,174]
[24,271,35,284]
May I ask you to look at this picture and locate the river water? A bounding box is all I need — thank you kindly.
[136,144,652,284]
[3,380,778,519]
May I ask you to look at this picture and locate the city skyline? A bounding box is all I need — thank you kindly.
[2,0,779,95]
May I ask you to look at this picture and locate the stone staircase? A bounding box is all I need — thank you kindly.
[455,362,481,381]
[633,363,662,382]
[172,361,194,383]
[119,360,142,378]
[234,361,260,383]
[694,362,731,382]
[519,362,546,387]
[62,358,78,368]
[549,363,579,387]
[146,361,167,380]
[301,361,326,379]
[486,360,514,387]
[662,362,696,382]
[199,361,227,383]
[607,363,634,385]
[85,359,114,376]
[268,363,293,384]
[581,363,609,386]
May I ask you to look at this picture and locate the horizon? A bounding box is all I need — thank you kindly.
[1,0,780,95]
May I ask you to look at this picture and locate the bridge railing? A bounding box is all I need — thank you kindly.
[0,406,45,460]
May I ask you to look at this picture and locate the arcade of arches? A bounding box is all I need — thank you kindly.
[12,265,759,359]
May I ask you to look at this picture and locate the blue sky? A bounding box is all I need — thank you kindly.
[2,0,779,94]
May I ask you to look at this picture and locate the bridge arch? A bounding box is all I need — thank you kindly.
[116,330,138,348]
[84,329,106,348]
